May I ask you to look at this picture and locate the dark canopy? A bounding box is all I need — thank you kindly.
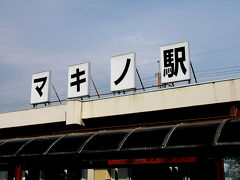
[0,119,239,158]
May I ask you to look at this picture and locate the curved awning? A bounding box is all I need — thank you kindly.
[0,119,240,158]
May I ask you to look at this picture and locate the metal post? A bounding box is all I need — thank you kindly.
[51,82,62,104]
[91,76,100,98]
[158,73,161,88]
[15,164,22,180]
[136,68,145,91]
[157,60,161,88]
[190,61,197,83]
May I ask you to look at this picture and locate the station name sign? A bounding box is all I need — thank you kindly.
[30,71,51,105]
[30,41,191,104]
[160,41,190,84]
[68,62,91,99]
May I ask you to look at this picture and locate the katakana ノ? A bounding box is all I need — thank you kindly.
[163,46,187,78]
[70,68,86,92]
[114,58,131,85]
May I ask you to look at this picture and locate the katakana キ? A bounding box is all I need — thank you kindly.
[70,68,86,92]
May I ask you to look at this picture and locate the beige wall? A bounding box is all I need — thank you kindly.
[0,105,66,129]
[82,78,240,118]
[94,169,110,180]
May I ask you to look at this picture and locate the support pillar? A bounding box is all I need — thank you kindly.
[14,164,22,180]
[214,159,225,180]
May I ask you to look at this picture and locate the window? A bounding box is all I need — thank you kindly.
[81,169,94,180]
[224,157,240,180]
[0,171,8,180]
[35,168,94,180]
[110,168,131,180]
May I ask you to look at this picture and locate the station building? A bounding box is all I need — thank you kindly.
[0,78,240,180]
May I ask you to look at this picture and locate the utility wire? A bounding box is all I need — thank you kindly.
[0,46,240,112]
[191,46,240,56]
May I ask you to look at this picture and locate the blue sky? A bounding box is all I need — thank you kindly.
[0,0,240,112]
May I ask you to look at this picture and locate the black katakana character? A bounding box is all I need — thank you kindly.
[34,77,47,97]
[114,58,131,85]
[70,68,86,92]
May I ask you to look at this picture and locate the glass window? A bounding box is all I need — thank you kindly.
[224,157,240,180]
[39,170,44,180]
[111,168,131,180]
[37,168,93,180]
[0,171,8,180]
[80,169,88,180]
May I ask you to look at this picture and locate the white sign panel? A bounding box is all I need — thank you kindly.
[111,52,136,92]
[160,41,190,84]
[30,71,51,104]
[68,62,90,98]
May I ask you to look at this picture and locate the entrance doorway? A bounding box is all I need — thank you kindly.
[131,165,187,180]
[130,161,220,180]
